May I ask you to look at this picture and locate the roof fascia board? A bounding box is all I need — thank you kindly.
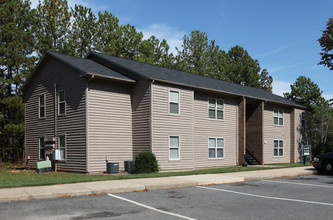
[85,73,135,84]
[22,52,135,93]
[87,52,150,81]
[87,51,307,109]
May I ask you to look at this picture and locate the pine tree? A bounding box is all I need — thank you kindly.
[94,11,122,56]
[136,36,174,67]
[0,0,35,162]
[34,0,72,56]
[68,4,97,58]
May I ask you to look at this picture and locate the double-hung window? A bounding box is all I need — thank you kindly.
[58,136,66,160]
[301,112,306,127]
[208,138,224,158]
[39,95,45,118]
[208,98,224,120]
[169,136,180,159]
[58,90,65,115]
[169,90,179,114]
[273,108,283,125]
[39,137,45,160]
[274,140,284,157]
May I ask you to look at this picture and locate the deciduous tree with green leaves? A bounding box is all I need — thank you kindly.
[312,97,333,154]
[318,16,333,70]
[284,76,333,155]
[283,76,322,107]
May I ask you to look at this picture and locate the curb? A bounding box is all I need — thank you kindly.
[0,168,317,203]
[242,169,317,182]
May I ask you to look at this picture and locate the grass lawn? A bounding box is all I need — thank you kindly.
[0,163,310,189]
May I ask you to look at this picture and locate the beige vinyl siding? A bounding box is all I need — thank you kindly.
[25,62,56,168]
[194,92,238,169]
[263,104,291,164]
[132,79,151,157]
[151,82,194,171]
[87,79,133,173]
[24,57,87,172]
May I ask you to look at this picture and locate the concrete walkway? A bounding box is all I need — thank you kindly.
[0,167,316,203]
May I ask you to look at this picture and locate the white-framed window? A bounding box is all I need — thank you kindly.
[208,98,224,120]
[208,138,224,158]
[58,135,66,160]
[274,140,284,157]
[273,108,283,125]
[38,95,45,118]
[39,137,45,160]
[58,90,66,115]
[169,136,180,159]
[169,90,179,115]
[301,112,306,127]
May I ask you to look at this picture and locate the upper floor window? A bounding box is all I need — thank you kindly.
[39,137,45,160]
[58,135,66,160]
[169,136,180,160]
[208,138,224,158]
[301,112,306,127]
[38,95,45,118]
[273,108,283,126]
[58,90,66,115]
[208,98,224,120]
[169,90,179,115]
[274,140,284,157]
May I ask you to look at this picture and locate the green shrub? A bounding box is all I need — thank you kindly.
[135,151,159,173]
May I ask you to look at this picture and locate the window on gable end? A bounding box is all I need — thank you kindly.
[39,95,45,118]
[58,90,66,115]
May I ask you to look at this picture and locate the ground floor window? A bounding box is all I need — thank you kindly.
[39,137,45,160]
[58,135,66,160]
[208,138,224,158]
[169,136,179,159]
[274,140,284,156]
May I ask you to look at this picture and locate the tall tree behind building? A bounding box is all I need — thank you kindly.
[67,4,97,58]
[34,0,72,56]
[0,0,35,162]
[175,31,273,91]
[284,76,333,155]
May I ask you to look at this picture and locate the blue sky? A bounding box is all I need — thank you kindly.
[31,0,333,99]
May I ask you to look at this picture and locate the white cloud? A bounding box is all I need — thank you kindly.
[257,45,289,59]
[272,80,291,97]
[138,24,185,55]
[268,63,303,73]
[323,94,333,100]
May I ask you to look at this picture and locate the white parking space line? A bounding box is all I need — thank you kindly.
[261,179,333,188]
[108,194,197,220]
[197,186,333,206]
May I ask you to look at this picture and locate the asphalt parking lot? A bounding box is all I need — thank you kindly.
[1,174,333,220]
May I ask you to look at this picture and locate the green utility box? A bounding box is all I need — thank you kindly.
[36,161,53,173]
